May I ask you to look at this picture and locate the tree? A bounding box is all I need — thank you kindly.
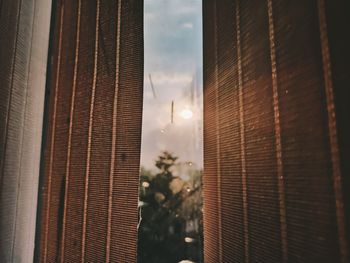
[138,151,203,263]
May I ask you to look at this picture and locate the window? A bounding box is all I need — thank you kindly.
[138,1,203,262]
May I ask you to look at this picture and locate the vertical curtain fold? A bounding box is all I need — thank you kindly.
[0,0,51,262]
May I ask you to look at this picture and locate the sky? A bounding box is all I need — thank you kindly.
[140,0,203,171]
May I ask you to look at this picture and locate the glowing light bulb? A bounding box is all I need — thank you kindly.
[180,108,193,119]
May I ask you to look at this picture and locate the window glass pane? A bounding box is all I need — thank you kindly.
[138,0,203,262]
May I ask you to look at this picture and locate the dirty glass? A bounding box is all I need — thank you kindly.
[138,1,203,262]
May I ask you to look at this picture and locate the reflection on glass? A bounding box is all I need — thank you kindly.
[138,0,203,262]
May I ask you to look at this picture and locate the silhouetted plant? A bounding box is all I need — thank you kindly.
[137,152,203,263]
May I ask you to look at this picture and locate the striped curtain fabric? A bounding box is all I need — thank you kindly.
[0,0,51,262]
[35,0,143,262]
[203,0,349,262]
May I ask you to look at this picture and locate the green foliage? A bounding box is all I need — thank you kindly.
[155,151,178,173]
[137,152,203,263]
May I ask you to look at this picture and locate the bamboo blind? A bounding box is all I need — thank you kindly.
[203,0,349,262]
[2,0,348,262]
[35,0,143,262]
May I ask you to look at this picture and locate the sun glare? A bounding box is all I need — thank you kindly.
[180,108,194,119]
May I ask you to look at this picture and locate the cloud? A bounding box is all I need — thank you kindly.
[145,72,193,85]
[182,22,194,29]
[142,0,203,169]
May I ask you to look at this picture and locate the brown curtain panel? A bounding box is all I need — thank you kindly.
[0,0,51,262]
[203,0,349,262]
[35,0,143,262]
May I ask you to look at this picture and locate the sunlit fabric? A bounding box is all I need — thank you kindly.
[35,0,143,262]
[202,0,349,262]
